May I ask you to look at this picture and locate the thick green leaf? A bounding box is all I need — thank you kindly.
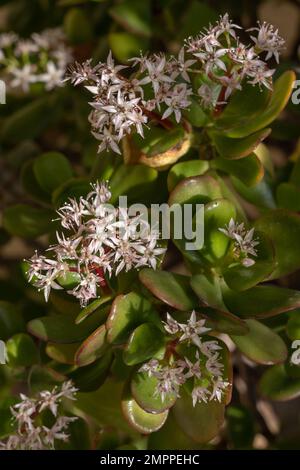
[21,159,50,203]
[223,260,275,292]
[169,174,222,206]
[137,127,185,156]
[3,205,55,238]
[131,370,177,413]
[46,342,80,364]
[217,71,295,137]
[6,333,39,367]
[216,83,270,132]
[122,385,168,434]
[111,349,132,382]
[189,279,248,339]
[138,128,192,169]
[29,365,65,393]
[76,378,137,434]
[109,164,158,204]
[106,292,161,344]
[139,268,198,311]
[259,364,300,401]
[33,152,73,194]
[48,291,81,316]
[167,160,209,192]
[223,285,300,318]
[184,98,208,127]
[255,210,300,278]
[75,324,107,366]
[123,323,165,366]
[148,412,200,450]
[28,308,107,343]
[214,153,264,186]
[52,178,90,207]
[56,270,81,289]
[173,387,225,443]
[211,128,271,159]
[190,273,227,310]
[202,199,236,261]
[223,231,275,291]
[75,296,111,324]
[56,417,91,450]
[232,175,276,209]
[89,149,121,180]
[69,351,112,392]
[286,310,300,341]
[200,307,249,336]
[0,398,18,439]
[231,319,287,365]
[176,337,232,405]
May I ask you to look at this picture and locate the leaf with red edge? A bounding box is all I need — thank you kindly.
[259,364,300,401]
[231,319,288,365]
[75,324,107,366]
[210,128,271,159]
[255,210,300,279]
[106,292,161,345]
[122,384,168,434]
[139,268,198,311]
[173,387,225,443]
[223,285,300,318]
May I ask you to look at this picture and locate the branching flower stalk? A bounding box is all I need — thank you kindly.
[0,381,78,450]
[140,312,229,406]
[66,14,284,155]
[26,181,166,306]
[0,28,72,92]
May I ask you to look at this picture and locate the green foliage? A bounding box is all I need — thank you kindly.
[1,0,300,451]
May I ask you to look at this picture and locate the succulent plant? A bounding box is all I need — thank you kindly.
[1,0,300,451]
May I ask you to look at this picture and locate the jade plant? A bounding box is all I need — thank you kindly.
[1,11,300,449]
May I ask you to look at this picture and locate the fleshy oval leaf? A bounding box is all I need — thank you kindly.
[131,370,177,414]
[106,292,161,345]
[139,268,198,311]
[231,319,288,365]
[123,323,165,366]
[122,385,168,434]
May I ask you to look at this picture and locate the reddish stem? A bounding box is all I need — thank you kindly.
[143,108,174,130]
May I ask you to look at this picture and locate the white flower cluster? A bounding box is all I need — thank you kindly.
[0,28,72,92]
[66,14,284,154]
[0,381,78,450]
[27,181,165,306]
[140,312,229,406]
[186,14,284,106]
[219,218,259,267]
[67,49,194,155]
[248,21,285,64]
